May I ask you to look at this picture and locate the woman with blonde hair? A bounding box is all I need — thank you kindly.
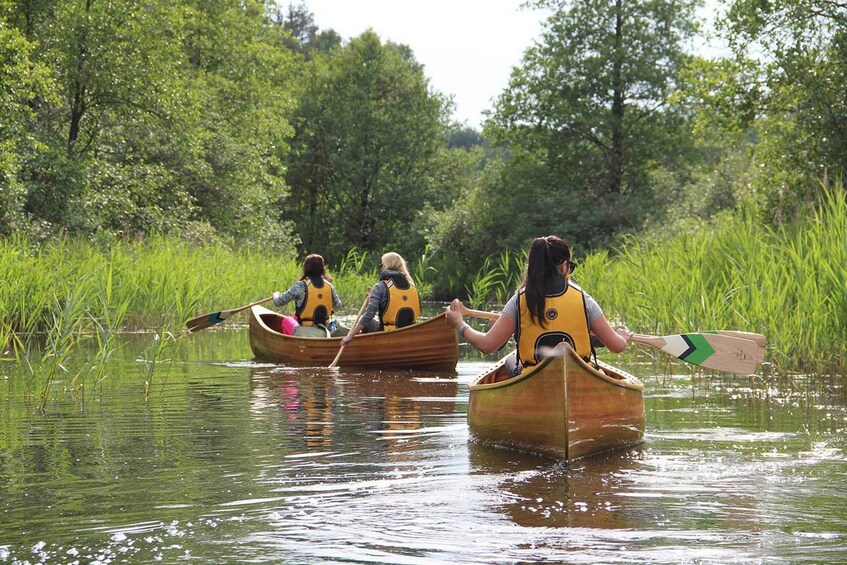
[340,251,421,346]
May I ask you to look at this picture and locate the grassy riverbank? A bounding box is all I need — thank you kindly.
[3,185,845,377]
[0,235,375,337]
[464,186,846,373]
[0,236,376,407]
[583,186,845,373]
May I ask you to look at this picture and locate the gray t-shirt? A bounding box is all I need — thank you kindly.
[502,281,602,326]
[273,279,342,310]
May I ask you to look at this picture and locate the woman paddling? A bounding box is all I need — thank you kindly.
[444,236,632,375]
[340,252,421,346]
[272,253,347,337]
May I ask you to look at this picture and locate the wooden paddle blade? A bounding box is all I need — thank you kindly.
[632,333,760,375]
[185,312,227,333]
[185,295,275,334]
[707,331,766,364]
[705,330,767,348]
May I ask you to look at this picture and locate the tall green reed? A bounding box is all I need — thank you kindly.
[36,279,94,411]
[465,249,525,308]
[578,184,846,373]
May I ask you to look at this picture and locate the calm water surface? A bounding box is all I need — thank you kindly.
[1,323,846,563]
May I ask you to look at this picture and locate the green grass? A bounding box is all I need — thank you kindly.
[577,186,847,373]
[0,235,377,405]
[0,234,376,337]
[2,184,845,382]
[459,185,846,373]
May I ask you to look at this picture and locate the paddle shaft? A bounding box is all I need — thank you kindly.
[329,288,372,368]
[186,295,275,333]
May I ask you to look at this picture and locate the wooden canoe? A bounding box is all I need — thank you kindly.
[468,346,645,460]
[248,305,459,371]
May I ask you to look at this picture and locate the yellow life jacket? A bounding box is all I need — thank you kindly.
[516,280,591,366]
[380,275,420,331]
[296,278,333,327]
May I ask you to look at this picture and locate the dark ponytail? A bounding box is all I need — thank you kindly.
[520,236,571,328]
[301,254,326,286]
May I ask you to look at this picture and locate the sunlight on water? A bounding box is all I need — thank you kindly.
[1,328,846,563]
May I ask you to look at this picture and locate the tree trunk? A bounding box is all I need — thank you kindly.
[67,0,93,157]
[609,0,625,194]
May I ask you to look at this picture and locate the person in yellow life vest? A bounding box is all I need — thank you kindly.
[272,254,348,337]
[444,236,632,374]
[339,252,421,346]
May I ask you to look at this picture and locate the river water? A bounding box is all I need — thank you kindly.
[1,323,846,564]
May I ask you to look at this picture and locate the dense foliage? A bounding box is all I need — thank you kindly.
[2,0,846,371]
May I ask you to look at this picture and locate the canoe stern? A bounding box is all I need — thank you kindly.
[468,348,644,461]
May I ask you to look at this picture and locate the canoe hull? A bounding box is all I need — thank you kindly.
[248,305,459,371]
[468,348,644,460]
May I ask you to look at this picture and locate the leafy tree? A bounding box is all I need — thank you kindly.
[720,0,847,222]
[270,0,341,56]
[4,0,193,230]
[0,11,56,233]
[485,0,700,247]
[2,0,300,248]
[448,125,484,150]
[172,0,299,246]
[284,30,451,261]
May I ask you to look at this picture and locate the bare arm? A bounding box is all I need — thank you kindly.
[589,314,631,353]
[445,299,515,355]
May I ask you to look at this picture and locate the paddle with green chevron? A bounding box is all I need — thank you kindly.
[455,304,765,372]
[630,332,761,374]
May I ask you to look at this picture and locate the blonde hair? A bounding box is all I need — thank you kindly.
[381,251,411,279]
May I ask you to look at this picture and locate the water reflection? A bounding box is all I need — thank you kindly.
[248,365,459,456]
[2,328,847,563]
[468,441,646,529]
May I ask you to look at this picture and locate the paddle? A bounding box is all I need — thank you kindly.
[328,288,372,368]
[703,330,766,364]
[185,295,274,333]
[456,303,763,374]
[629,332,760,374]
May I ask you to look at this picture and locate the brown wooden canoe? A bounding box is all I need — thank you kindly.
[468,346,644,460]
[248,305,459,371]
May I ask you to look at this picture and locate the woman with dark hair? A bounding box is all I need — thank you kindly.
[339,251,421,346]
[444,236,631,374]
[272,254,347,337]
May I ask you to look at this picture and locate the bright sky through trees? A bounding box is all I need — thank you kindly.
[303,0,550,128]
[300,1,726,129]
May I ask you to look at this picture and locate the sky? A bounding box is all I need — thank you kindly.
[297,1,727,130]
[302,0,551,129]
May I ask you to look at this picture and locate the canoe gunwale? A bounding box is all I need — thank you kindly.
[468,349,644,392]
[249,305,459,370]
[251,304,451,342]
